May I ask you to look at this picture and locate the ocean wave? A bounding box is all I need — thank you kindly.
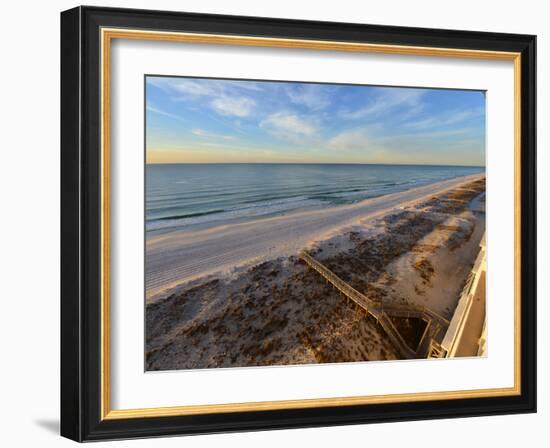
[146,196,326,231]
[147,182,431,231]
[145,167,483,232]
[156,209,225,220]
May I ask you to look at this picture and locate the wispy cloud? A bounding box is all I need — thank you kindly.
[210,96,255,117]
[173,79,218,96]
[285,84,331,110]
[146,104,187,123]
[404,107,484,130]
[340,88,425,120]
[148,77,257,118]
[192,128,236,140]
[260,112,319,142]
[327,128,371,151]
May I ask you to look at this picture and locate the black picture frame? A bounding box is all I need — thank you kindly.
[61,5,536,442]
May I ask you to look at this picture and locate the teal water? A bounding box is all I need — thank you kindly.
[146,164,483,233]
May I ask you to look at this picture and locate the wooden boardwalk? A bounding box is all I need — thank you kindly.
[299,251,448,359]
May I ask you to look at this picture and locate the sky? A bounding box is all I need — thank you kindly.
[145,76,485,166]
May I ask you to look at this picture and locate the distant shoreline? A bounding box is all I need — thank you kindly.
[146,162,486,167]
[146,173,484,301]
[146,165,484,235]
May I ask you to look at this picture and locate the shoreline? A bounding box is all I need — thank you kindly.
[146,173,484,302]
[146,176,486,370]
[146,170,483,237]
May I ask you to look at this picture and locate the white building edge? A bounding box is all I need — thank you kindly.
[429,234,487,358]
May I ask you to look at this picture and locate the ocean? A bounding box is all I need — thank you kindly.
[146,164,484,233]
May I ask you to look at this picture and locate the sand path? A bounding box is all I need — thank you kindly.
[146,173,483,300]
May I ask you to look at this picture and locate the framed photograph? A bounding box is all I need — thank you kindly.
[60,6,536,441]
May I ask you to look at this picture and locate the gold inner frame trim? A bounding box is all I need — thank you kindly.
[100,27,522,421]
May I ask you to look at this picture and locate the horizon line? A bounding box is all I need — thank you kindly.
[146,161,485,168]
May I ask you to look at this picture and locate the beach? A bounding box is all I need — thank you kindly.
[145,173,486,370]
[146,172,483,301]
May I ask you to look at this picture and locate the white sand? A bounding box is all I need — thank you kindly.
[379,195,485,318]
[146,174,483,301]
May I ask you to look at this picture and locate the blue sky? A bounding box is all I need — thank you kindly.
[145,76,485,166]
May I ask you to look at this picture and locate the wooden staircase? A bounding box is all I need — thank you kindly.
[300,251,449,359]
